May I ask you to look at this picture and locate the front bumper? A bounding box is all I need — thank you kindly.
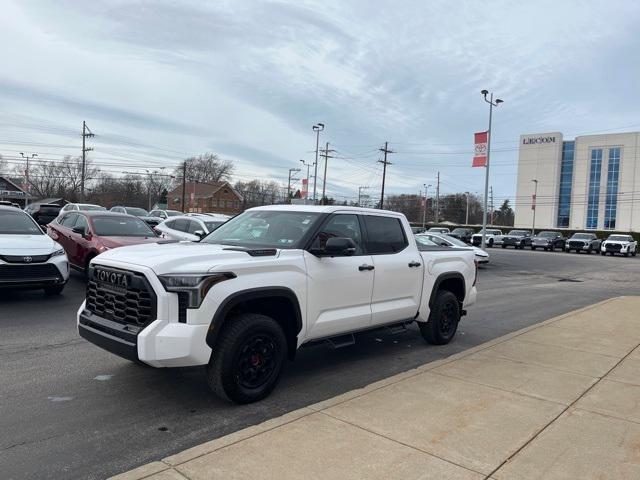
[0,254,69,288]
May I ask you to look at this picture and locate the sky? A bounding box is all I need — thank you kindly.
[2,0,640,206]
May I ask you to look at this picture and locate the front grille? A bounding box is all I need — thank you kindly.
[606,244,622,252]
[0,254,51,263]
[85,266,156,327]
[568,241,585,249]
[0,263,61,281]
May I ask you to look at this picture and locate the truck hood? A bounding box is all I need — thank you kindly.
[93,242,276,274]
[0,234,58,253]
[603,240,632,246]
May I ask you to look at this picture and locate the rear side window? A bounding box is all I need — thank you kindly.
[187,220,202,234]
[60,213,79,228]
[363,215,407,254]
[172,219,189,232]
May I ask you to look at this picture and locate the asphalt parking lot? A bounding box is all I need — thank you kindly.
[1,248,640,480]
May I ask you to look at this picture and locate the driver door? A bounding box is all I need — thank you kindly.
[304,213,374,339]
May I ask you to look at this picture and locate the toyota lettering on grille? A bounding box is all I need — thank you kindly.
[94,268,130,288]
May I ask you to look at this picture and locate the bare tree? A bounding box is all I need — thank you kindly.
[234,179,286,208]
[0,154,6,175]
[175,153,234,184]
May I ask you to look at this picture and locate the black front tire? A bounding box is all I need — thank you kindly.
[419,290,460,345]
[207,313,287,404]
[44,284,65,295]
[488,239,494,248]
[501,244,507,249]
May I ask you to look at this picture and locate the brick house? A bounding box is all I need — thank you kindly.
[168,181,243,215]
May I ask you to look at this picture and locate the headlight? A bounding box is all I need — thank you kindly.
[51,247,66,257]
[158,272,236,308]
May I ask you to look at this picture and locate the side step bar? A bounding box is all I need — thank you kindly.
[324,333,356,349]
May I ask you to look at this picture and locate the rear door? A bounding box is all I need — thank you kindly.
[364,214,424,327]
[304,213,374,339]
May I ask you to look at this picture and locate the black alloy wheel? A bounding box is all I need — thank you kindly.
[419,290,460,345]
[235,334,278,390]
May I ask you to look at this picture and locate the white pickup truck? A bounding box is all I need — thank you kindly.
[78,206,477,403]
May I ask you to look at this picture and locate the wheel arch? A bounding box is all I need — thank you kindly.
[206,287,303,360]
[429,272,466,308]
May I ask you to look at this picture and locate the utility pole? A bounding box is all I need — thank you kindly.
[358,186,369,207]
[489,186,494,225]
[465,191,470,225]
[81,121,94,200]
[435,171,440,223]
[320,142,335,205]
[479,89,503,248]
[19,153,37,208]
[531,179,538,234]
[312,123,325,203]
[422,183,432,229]
[287,167,301,203]
[181,161,187,212]
[378,142,393,209]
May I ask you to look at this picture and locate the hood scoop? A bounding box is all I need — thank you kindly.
[223,247,278,257]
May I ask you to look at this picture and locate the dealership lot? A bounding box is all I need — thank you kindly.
[1,249,639,480]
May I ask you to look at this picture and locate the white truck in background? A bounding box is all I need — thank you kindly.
[78,206,478,403]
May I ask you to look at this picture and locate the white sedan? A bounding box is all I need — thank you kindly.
[154,215,228,242]
[417,232,490,264]
[0,206,69,294]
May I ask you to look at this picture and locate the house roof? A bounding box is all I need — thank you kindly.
[169,181,243,200]
[34,197,69,205]
[0,176,31,198]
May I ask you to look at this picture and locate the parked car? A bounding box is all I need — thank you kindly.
[47,211,160,274]
[411,226,426,234]
[449,227,475,244]
[0,200,21,208]
[78,205,478,403]
[530,231,566,251]
[601,234,637,257]
[25,203,62,227]
[58,203,106,216]
[471,229,503,247]
[427,227,450,234]
[109,206,163,227]
[149,209,183,220]
[565,233,601,254]
[417,233,489,264]
[155,215,227,241]
[501,230,532,249]
[0,206,69,294]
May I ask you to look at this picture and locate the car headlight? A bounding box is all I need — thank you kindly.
[158,272,236,308]
[51,247,66,257]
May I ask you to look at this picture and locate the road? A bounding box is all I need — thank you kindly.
[1,248,639,479]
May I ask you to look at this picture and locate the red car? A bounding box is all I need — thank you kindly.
[47,211,160,274]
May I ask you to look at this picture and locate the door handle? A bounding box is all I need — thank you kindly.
[408,261,422,268]
[358,264,375,271]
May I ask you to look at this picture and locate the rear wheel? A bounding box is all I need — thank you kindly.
[501,244,507,249]
[532,246,538,251]
[207,313,287,404]
[601,251,606,256]
[419,290,460,345]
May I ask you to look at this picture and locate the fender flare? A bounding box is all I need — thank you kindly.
[429,272,466,307]
[205,287,303,351]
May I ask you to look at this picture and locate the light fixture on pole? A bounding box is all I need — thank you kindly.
[531,179,538,234]
[479,89,503,249]
[20,152,38,208]
[422,184,432,229]
[312,123,325,203]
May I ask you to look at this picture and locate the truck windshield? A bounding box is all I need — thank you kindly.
[572,233,593,240]
[202,210,321,248]
[538,232,557,238]
[607,235,631,242]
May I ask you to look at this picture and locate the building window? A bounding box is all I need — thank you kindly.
[556,141,574,228]
[604,147,621,230]
[586,149,603,229]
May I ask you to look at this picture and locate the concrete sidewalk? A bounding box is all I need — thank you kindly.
[112,296,640,480]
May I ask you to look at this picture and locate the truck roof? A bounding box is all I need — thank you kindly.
[248,205,405,217]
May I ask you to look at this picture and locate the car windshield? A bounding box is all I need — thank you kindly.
[202,210,321,248]
[428,228,446,232]
[451,228,468,234]
[414,235,437,246]
[204,221,226,232]
[0,211,42,235]
[125,207,149,216]
[166,210,182,217]
[92,216,155,237]
[442,235,468,247]
[508,230,528,235]
[538,232,556,238]
[608,235,631,242]
[571,233,593,240]
[79,205,106,211]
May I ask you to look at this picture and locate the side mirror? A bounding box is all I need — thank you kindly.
[324,237,357,256]
[194,229,206,239]
[72,225,89,238]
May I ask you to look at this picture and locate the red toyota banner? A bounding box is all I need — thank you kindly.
[473,131,488,167]
[301,178,308,198]
[531,194,536,210]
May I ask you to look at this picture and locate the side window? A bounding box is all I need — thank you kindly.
[74,215,89,232]
[173,219,189,232]
[188,220,202,234]
[363,216,408,254]
[164,219,175,229]
[311,214,363,255]
[60,213,79,228]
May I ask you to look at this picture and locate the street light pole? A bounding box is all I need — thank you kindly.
[288,167,301,203]
[20,152,37,208]
[531,179,538,234]
[300,159,315,202]
[422,184,432,229]
[358,186,369,207]
[312,123,324,203]
[480,90,503,249]
[465,191,470,225]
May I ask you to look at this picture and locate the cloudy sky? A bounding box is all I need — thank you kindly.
[2,0,640,205]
